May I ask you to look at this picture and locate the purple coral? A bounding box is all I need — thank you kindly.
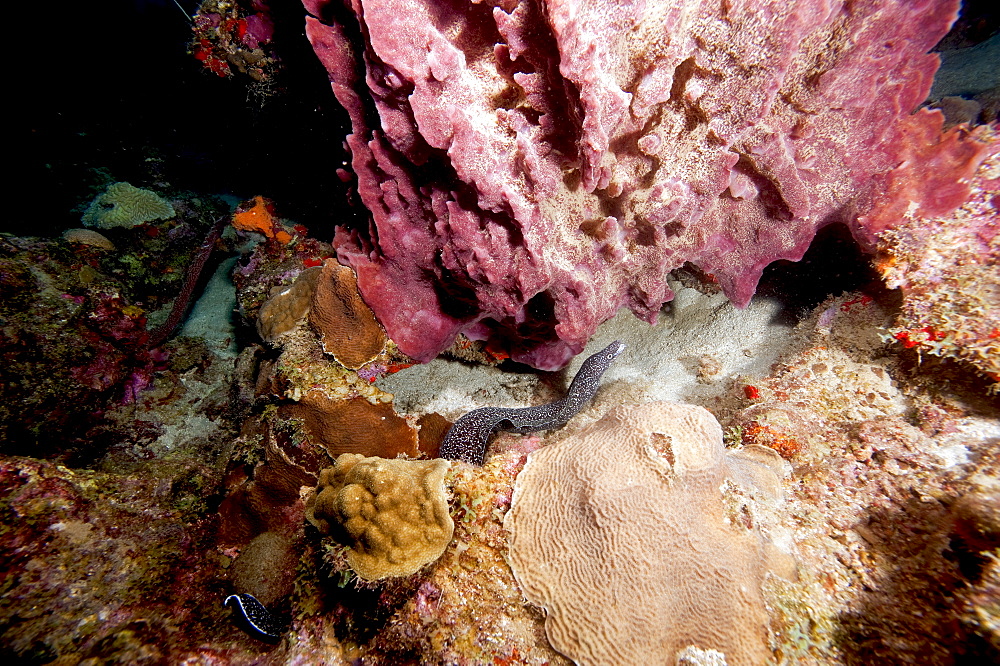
[304,0,960,369]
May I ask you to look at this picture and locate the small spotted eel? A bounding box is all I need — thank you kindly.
[440,340,625,465]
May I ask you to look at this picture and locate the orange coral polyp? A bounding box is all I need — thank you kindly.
[233,196,292,243]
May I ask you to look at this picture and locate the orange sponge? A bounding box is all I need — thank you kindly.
[233,195,292,243]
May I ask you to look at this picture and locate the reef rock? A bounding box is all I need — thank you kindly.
[862,118,998,388]
[504,401,785,665]
[303,0,959,369]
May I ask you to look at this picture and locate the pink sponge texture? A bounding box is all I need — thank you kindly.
[304,0,958,369]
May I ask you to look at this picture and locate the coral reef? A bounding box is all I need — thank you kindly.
[505,402,785,665]
[0,225,212,456]
[304,0,959,369]
[864,121,998,389]
[191,0,278,82]
[307,453,454,580]
[3,4,998,661]
[219,236,432,554]
[81,181,175,228]
[722,290,1000,663]
[0,455,236,662]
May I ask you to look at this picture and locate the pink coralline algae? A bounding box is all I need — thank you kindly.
[861,118,998,387]
[304,0,962,369]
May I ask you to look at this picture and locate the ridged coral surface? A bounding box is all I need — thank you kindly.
[504,402,782,665]
[303,0,958,369]
[309,259,388,369]
[81,182,175,228]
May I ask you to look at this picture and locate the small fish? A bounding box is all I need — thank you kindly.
[225,593,284,641]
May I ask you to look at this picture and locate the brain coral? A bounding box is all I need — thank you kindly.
[303,0,960,369]
[307,453,453,580]
[504,402,784,665]
[81,182,175,228]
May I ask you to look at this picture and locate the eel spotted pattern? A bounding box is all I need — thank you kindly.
[440,340,625,465]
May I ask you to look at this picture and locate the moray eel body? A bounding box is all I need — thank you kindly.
[440,340,625,465]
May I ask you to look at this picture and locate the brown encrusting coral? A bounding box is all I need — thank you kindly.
[309,259,388,369]
[281,392,419,459]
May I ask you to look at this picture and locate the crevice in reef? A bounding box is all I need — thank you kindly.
[730,153,795,222]
[756,223,884,322]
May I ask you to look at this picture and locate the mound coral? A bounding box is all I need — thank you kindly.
[304,0,959,369]
[81,182,175,228]
[62,228,116,251]
[307,453,454,580]
[256,265,322,344]
[504,402,785,665]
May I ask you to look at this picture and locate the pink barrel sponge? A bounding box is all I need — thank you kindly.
[304,0,960,369]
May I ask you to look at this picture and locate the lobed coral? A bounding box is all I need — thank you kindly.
[505,402,786,665]
[304,0,960,369]
[81,182,175,228]
[307,453,454,580]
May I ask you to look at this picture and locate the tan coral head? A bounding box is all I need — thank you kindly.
[306,453,453,580]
